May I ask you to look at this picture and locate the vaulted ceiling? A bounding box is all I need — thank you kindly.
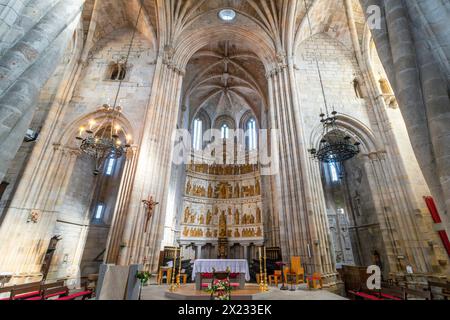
[82,0,364,56]
[182,40,267,123]
[79,0,366,126]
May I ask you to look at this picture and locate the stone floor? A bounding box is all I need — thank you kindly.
[141,283,347,300]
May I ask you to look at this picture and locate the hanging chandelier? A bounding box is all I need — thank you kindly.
[75,3,144,175]
[302,0,360,165]
[309,111,360,163]
[76,104,131,175]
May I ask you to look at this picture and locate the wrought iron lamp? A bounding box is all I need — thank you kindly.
[75,2,144,175]
[303,0,360,167]
[76,104,131,175]
[309,111,361,164]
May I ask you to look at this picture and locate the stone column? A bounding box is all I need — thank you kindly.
[0,0,84,182]
[104,147,139,264]
[117,57,184,272]
[243,244,249,262]
[266,59,336,281]
[195,245,202,260]
[359,0,450,234]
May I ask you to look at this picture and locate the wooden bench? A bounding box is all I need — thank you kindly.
[348,290,382,300]
[428,281,450,300]
[403,286,431,300]
[0,282,41,300]
[55,290,92,300]
[26,281,68,300]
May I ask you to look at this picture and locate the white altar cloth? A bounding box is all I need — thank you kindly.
[192,259,250,281]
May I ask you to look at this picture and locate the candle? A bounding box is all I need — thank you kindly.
[89,120,96,130]
[79,127,85,136]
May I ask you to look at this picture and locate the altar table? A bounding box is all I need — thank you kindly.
[192,259,250,290]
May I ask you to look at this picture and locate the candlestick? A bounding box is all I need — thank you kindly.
[258,246,264,291]
[177,246,182,287]
[169,247,178,292]
[263,246,268,291]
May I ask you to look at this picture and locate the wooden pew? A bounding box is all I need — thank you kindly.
[0,282,41,300]
[55,290,92,300]
[428,281,450,300]
[348,290,382,300]
[26,281,68,300]
[402,284,431,300]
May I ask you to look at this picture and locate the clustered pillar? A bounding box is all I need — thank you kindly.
[266,58,336,283]
[0,0,84,181]
[117,58,184,273]
[360,0,450,234]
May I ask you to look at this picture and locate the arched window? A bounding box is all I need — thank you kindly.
[94,203,105,220]
[329,162,339,182]
[247,119,257,150]
[193,118,203,150]
[221,124,229,140]
[110,62,126,81]
[105,156,116,176]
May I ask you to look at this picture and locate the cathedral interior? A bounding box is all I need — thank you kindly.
[0,0,449,301]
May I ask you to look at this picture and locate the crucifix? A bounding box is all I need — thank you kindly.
[142,196,159,233]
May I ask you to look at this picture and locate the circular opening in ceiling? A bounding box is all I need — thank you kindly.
[218,9,236,22]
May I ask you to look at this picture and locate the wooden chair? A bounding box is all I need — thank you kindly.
[176,274,188,284]
[307,272,323,290]
[157,267,173,284]
[269,270,282,287]
[284,257,305,284]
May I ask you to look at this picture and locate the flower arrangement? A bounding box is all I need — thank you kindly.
[136,271,151,300]
[136,271,151,286]
[206,279,232,300]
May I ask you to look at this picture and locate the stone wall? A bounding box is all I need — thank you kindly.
[0,25,156,283]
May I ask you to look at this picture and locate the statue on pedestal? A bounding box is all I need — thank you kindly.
[234,209,240,225]
[184,207,190,223]
[208,183,213,198]
[219,211,227,238]
[206,210,212,225]
[256,207,261,224]
[186,180,191,195]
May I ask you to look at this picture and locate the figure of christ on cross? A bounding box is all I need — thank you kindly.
[142,196,159,232]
